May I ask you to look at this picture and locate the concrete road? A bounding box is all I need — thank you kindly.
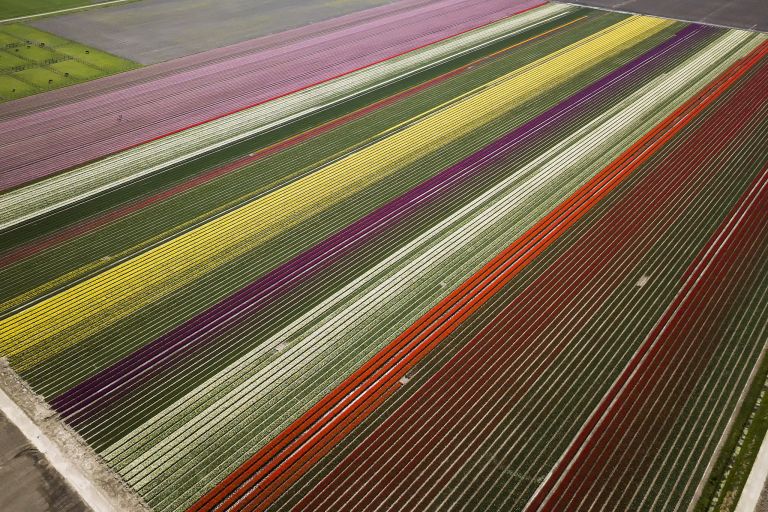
[0,410,89,512]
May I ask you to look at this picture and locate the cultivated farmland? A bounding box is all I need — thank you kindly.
[0,1,766,511]
[0,23,138,101]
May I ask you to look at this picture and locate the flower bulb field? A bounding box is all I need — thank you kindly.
[0,0,767,511]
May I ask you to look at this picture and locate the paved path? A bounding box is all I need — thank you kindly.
[0,409,89,512]
[737,427,768,512]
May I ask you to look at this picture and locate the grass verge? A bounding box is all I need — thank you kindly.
[695,346,768,512]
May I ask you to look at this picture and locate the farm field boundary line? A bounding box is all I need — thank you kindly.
[697,325,768,511]
[735,386,768,512]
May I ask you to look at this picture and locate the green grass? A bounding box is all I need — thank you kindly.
[0,24,139,101]
[13,66,65,87]
[1,23,69,45]
[695,353,768,512]
[49,58,101,79]
[0,51,26,70]
[56,42,135,70]
[0,0,108,20]
[0,74,35,98]
[0,32,18,46]
[9,44,59,62]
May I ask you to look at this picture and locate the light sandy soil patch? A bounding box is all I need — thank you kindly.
[0,409,89,512]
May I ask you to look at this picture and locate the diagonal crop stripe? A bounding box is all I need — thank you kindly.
[0,15,671,368]
[187,28,762,512]
[3,3,767,512]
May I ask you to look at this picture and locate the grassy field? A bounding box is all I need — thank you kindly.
[0,23,138,101]
[0,0,115,20]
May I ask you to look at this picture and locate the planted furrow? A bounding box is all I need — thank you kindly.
[291,36,766,512]
[527,47,768,512]
[0,0,549,191]
[186,26,746,512]
[52,20,697,430]
[3,7,767,512]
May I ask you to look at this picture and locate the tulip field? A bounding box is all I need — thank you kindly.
[0,0,766,511]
